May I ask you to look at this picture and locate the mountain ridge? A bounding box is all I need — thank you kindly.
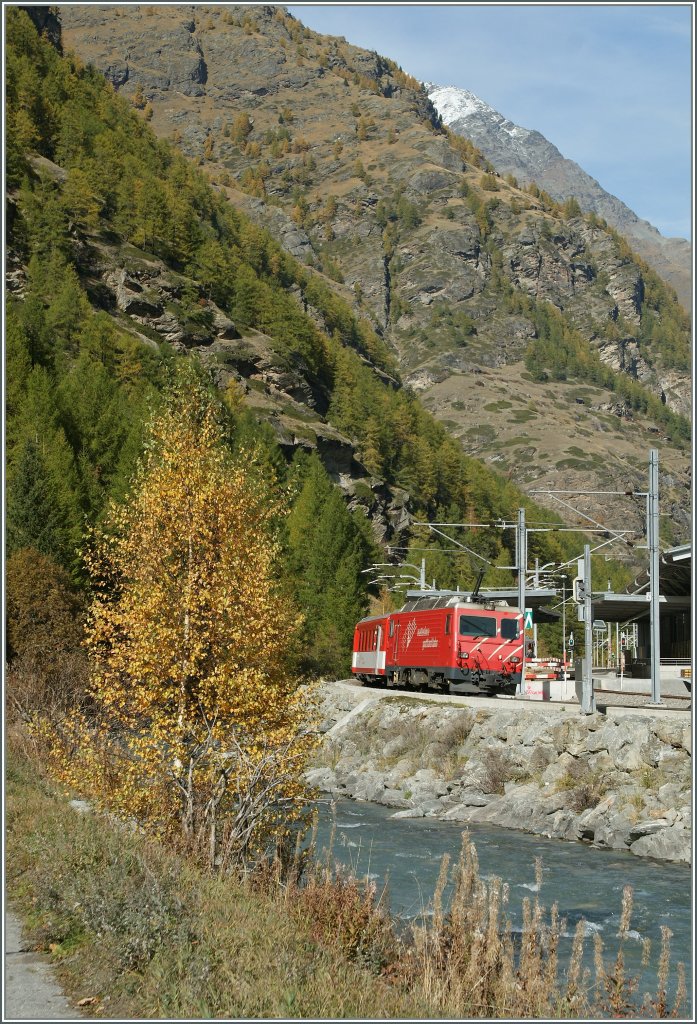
[27,4,693,539]
[426,83,692,311]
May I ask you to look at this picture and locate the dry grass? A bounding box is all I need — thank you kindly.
[6,738,687,1019]
[5,747,412,1019]
[5,653,90,726]
[480,747,516,795]
[555,758,608,812]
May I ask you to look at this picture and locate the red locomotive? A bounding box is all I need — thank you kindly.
[352,593,524,695]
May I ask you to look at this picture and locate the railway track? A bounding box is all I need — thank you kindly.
[592,690,691,712]
[596,688,691,702]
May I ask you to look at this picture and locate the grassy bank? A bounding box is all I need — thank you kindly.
[6,751,413,1019]
[6,745,686,1019]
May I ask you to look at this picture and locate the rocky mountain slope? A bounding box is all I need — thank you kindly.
[4,152,406,552]
[427,83,692,312]
[51,4,692,537]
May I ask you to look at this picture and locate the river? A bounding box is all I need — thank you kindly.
[313,797,692,1009]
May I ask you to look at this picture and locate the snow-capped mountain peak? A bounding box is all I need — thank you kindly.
[426,82,534,144]
[425,82,690,308]
[425,83,492,123]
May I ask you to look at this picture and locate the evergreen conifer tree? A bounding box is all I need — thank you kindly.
[8,366,83,572]
[6,437,76,567]
[4,308,32,445]
[286,453,372,674]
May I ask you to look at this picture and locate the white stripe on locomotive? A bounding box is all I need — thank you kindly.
[353,650,386,672]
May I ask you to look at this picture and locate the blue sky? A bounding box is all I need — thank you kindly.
[286,3,693,240]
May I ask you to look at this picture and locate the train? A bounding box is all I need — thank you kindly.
[352,592,524,695]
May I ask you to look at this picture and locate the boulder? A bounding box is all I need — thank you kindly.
[657,782,686,809]
[627,818,673,844]
[442,805,480,822]
[592,821,632,852]
[351,772,387,803]
[682,726,692,755]
[376,788,409,808]
[630,824,690,863]
[551,718,591,757]
[651,718,687,749]
[212,310,239,340]
[656,750,690,782]
[406,168,459,195]
[542,809,578,842]
[540,751,577,787]
[517,718,557,748]
[306,766,334,787]
[452,789,490,808]
[419,800,447,817]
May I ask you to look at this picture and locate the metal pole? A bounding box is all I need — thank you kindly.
[581,543,595,714]
[562,578,567,682]
[648,449,662,705]
[615,622,619,674]
[517,508,526,613]
[420,558,426,591]
[620,627,624,687]
[532,557,538,656]
[516,508,526,697]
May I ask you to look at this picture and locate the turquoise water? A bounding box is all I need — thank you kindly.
[313,797,692,1011]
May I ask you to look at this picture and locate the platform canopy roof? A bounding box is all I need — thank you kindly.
[587,542,692,623]
[402,545,692,625]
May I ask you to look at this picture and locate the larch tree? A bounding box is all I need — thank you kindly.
[56,369,318,869]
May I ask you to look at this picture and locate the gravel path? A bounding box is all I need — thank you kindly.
[4,909,82,1021]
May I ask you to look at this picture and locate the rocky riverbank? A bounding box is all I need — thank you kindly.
[307,682,691,864]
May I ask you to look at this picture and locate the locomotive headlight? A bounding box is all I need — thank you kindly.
[509,656,521,664]
[460,652,468,659]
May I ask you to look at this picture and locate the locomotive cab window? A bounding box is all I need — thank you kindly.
[389,620,395,637]
[500,618,520,640]
[459,614,496,637]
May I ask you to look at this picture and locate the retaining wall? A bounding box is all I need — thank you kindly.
[308,682,691,863]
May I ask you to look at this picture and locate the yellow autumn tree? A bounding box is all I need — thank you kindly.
[54,368,318,869]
